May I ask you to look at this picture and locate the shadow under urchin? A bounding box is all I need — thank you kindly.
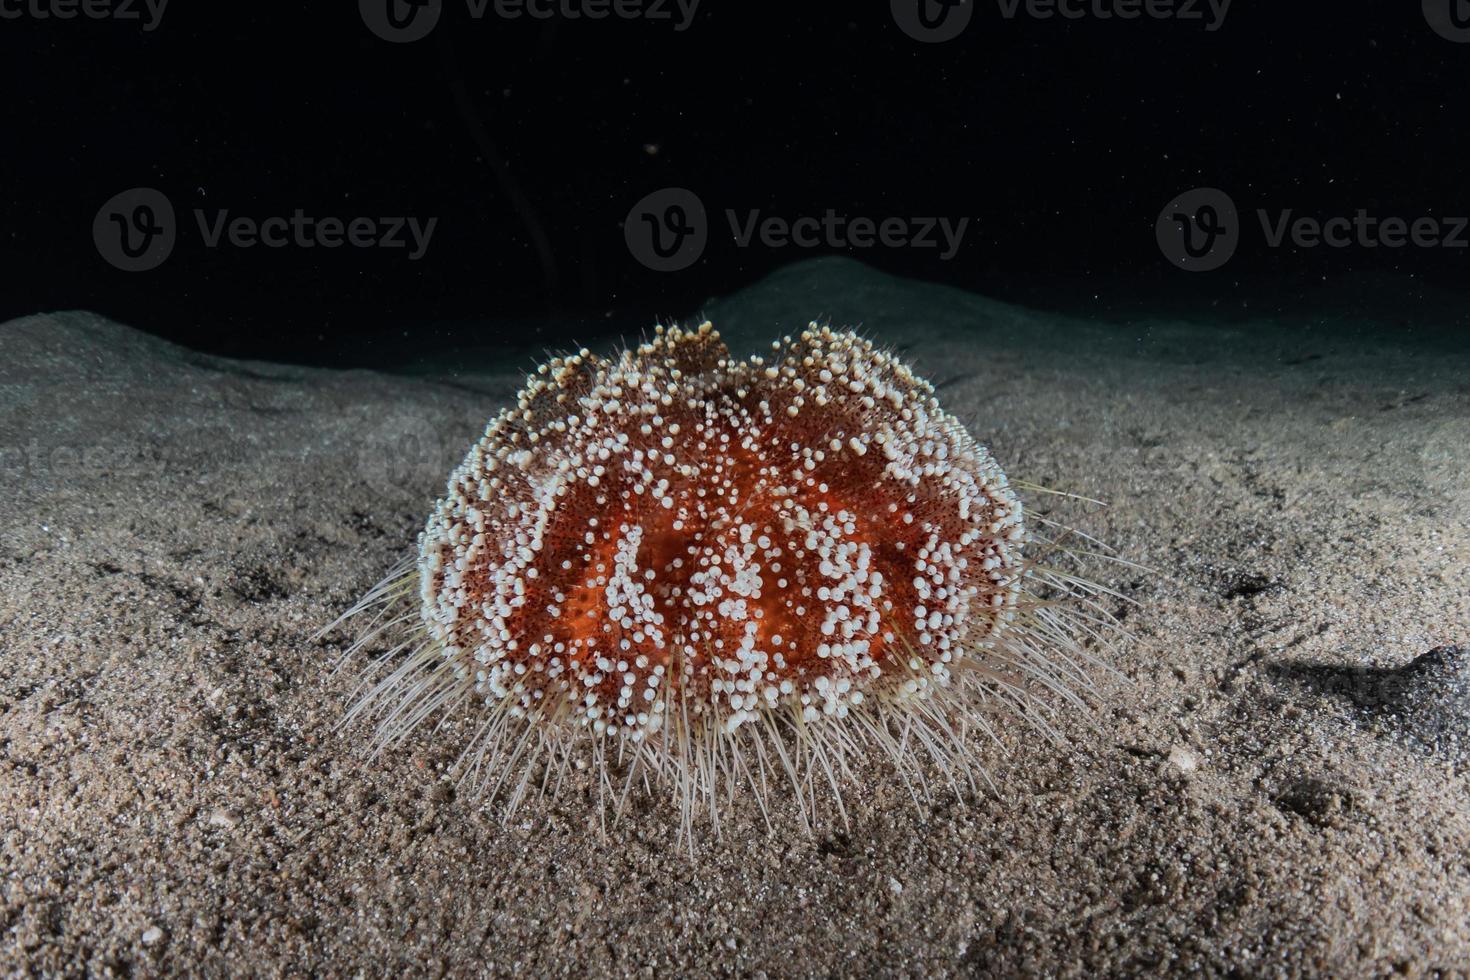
[322,321,1126,839]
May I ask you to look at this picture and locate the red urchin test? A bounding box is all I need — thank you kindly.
[332,322,1112,833]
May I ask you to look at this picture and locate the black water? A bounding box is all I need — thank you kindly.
[3,3,1468,368]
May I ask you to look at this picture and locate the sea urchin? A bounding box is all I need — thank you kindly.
[330,322,1116,835]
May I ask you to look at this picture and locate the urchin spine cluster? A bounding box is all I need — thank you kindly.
[329,322,1119,836]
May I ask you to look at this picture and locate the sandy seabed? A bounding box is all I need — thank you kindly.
[2,259,1467,976]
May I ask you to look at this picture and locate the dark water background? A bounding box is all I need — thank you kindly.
[2,2,1468,368]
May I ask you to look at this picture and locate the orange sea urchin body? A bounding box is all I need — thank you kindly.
[340,322,1106,832]
[423,322,1023,734]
